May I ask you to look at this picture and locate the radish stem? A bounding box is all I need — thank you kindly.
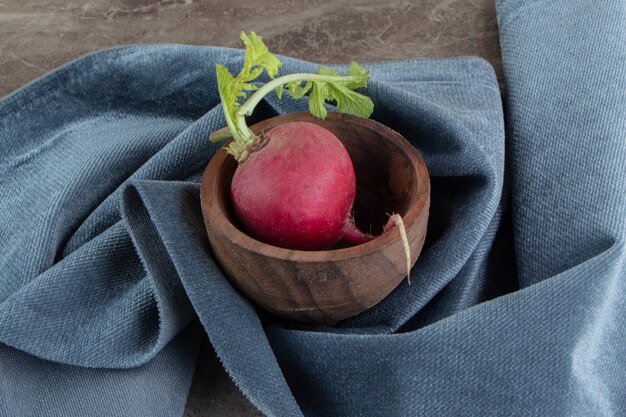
[231,73,372,162]
[238,73,367,117]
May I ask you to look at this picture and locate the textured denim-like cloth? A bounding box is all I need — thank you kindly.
[1,1,625,416]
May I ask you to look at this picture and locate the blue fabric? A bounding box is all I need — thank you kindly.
[1,1,624,416]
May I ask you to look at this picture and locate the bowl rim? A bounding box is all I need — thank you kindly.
[201,112,430,263]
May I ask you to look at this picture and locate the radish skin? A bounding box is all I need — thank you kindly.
[231,121,369,250]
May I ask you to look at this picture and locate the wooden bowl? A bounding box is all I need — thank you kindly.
[200,112,430,323]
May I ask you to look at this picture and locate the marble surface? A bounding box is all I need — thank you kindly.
[0,1,501,415]
[1,0,501,97]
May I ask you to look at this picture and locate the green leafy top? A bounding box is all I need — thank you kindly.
[210,32,374,162]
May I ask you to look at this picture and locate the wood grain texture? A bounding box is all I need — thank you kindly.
[200,112,430,323]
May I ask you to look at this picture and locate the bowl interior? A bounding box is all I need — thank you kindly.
[344,123,417,236]
[214,112,419,248]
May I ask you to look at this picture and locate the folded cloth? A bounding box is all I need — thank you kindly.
[1,0,624,416]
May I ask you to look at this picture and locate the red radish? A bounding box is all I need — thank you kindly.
[211,32,412,280]
[230,121,373,250]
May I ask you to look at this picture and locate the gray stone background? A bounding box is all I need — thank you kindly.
[0,1,501,415]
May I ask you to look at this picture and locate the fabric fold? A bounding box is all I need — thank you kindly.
[1,2,625,413]
[122,179,303,417]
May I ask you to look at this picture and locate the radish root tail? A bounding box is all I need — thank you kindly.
[386,213,412,285]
